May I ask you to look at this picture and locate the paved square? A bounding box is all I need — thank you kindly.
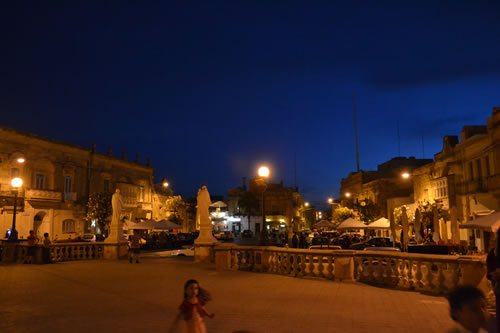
[0,257,457,333]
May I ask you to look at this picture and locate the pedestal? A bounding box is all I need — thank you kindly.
[1,241,18,263]
[103,242,129,259]
[194,216,218,263]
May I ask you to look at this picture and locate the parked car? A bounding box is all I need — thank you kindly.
[82,234,96,242]
[164,247,195,257]
[363,247,401,252]
[242,230,253,238]
[215,231,234,241]
[350,237,398,251]
[309,245,342,250]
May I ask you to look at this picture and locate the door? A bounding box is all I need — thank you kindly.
[255,223,261,234]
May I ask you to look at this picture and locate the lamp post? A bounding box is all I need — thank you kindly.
[162,178,169,188]
[8,177,23,242]
[257,166,270,246]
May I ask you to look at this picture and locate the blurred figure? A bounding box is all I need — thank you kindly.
[447,286,488,333]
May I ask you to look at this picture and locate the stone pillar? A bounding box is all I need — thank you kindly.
[194,214,218,264]
[215,244,233,270]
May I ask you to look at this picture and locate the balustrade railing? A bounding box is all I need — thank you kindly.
[214,245,486,294]
[14,243,105,263]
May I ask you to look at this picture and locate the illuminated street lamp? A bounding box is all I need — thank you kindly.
[162,178,169,187]
[258,166,270,245]
[328,198,333,204]
[258,166,270,178]
[345,192,351,197]
[8,177,23,242]
[305,202,310,207]
[16,157,25,164]
[401,172,410,179]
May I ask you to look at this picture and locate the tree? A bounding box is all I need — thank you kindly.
[85,192,113,236]
[393,205,415,226]
[353,199,379,223]
[417,200,449,232]
[236,192,260,231]
[332,206,355,223]
[165,195,186,222]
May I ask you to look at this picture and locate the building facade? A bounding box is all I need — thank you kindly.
[411,108,500,250]
[0,126,154,241]
[340,157,432,218]
[227,177,305,234]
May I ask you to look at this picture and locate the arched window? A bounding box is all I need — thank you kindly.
[62,219,75,233]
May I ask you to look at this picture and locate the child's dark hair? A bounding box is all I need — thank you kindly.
[44,232,49,237]
[184,279,212,302]
[448,286,485,321]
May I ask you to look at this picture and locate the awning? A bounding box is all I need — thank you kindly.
[460,211,500,232]
[157,220,182,229]
[314,220,336,228]
[210,201,227,208]
[337,217,367,230]
[366,217,390,229]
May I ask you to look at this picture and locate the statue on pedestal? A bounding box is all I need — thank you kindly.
[105,189,126,244]
[194,185,217,245]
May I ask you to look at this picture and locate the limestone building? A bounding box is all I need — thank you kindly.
[340,157,433,218]
[411,107,500,249]
[227,178,305,234]
[0,126,154,241]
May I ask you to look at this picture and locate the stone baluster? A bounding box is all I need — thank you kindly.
[299,254,306,277]
[375,257,385,283]
[317,255,325,278]
[446,262,460,292]
[426,262,435,291]
[364,257,374,282]
[414,260,424,290]
[384,257,394,285]
[326,255,334,280]
[408,259,415,289]
[307,254,314,277]
[437,262,446,293]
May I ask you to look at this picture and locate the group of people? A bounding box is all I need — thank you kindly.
[24,230,52,264]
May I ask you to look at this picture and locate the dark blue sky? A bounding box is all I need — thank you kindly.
[1,1,499,207]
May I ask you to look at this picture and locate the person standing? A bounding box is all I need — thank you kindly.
[292,233,298,248]
[129,230,142,264]
[42,233,51,264]
[26,230,38,264]
[170,279,214,333]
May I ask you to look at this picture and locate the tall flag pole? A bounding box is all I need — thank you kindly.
[352,93,360,172]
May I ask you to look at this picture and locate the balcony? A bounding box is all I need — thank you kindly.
[26,189,62,201]
[64,192,77,201]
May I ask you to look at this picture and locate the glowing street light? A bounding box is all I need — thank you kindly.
[328,198,333,204]
[258,166,270,178]
[16,157,25,164]
[305,202,310,207]
[258,165,271,245]
[345,192,351,198]
[402,172,410,179]
[8,177,23,241]
[11,177,23,188]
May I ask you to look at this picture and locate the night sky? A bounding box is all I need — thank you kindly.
[1,2,500,207]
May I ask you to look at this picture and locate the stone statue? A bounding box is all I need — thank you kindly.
[197,185,211,224]
[194,185,217,261]
[106,188,126,245]
[111,189,123,224]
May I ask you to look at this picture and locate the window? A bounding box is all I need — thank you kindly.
[434,178,448,199]
[485,156,490,177]
[469,162,474,180]
[476,159,482,180]
[139,186,144,202]
[62,219,75,233]
[10,168,19,178]
[103,179,110,192]
[35,174,45,189]
[64,176,72,193]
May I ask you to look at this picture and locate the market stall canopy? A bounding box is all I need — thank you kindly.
[210,201,227,208]
[157,219,182,230]
[337,217,367,230]
[460,211,500,232]
[314,220,336,228]
[366,217,391,229]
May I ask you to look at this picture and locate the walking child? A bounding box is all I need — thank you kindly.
[170,279,214,333]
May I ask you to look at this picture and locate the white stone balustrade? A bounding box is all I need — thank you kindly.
[13,243,106,263]
[214,245,487,295]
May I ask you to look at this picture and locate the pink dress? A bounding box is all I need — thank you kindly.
[179,298,208,333]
